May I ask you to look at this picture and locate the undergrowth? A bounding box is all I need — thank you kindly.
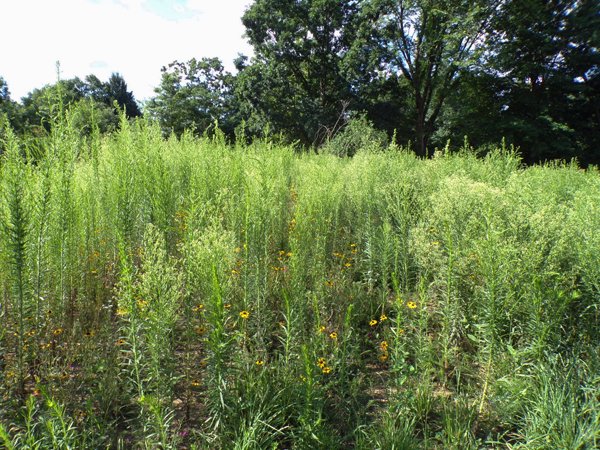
[0,112,598,449]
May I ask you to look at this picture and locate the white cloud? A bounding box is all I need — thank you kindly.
[0,0,254,101]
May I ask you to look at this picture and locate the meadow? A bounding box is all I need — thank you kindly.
[0,115,599,449]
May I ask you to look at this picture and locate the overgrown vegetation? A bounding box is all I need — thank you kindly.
[0,112,598,449]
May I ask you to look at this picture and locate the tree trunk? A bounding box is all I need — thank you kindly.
[415,99,428,157]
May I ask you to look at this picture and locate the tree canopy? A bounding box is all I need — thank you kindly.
[2,0,598,164]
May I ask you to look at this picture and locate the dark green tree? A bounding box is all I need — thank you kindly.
[19,73,140,135]
[440,0,599,164]
[358,0,500,156]
[146,57,236,137]
[240,0,363,145]
[0,77,21,132]
[104,73,142,118]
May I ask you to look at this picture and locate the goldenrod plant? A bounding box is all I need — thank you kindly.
[0,111,598,448]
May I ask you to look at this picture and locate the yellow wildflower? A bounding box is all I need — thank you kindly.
[322,366,332,374]
[255,359,265,366]
[369,319,378,327]
[380,313,388,322]
[317,357,327,368]
[137,299,148,310]
[407,301,417,309]
[239,310,250,319]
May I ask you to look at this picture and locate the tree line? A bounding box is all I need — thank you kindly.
[1,0,599,165]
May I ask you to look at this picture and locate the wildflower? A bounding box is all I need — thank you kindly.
[191,379,201,387]
[329,332,338,340]
[286,252,292,258]
[317,358,327,368]
[333,252,344,258]
[255,359,265,366]
[116,338,126,346]
[407,301,417,310]
[192,304,204,312]
[344,262,352,268]
[279,250,286,256]
[350,243,357,248]
[137,299,148,310]
[224,303,232,309]
[318,325,326,333]
[322,366,332,374]
[380,341,389,351]
[378,353,389,362]
[369,319,378,327]
[239,310,250,319]
[324,279,334,287]
[195,326,206,335]
[84,330,95,338]
[53,328,64,336]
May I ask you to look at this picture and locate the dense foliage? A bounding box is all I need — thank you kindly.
[0,114,598,448]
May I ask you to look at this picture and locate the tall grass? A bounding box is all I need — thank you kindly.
[0,113,598,448]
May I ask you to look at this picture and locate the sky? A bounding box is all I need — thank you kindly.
[0,0,254,102]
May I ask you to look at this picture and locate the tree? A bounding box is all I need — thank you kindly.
[18,73,141,136]
[444,0,600,164]
[104,73,142,118]
[360,0,500,156]
[0,77,21,131]
[146,57,236,137]
[241,0,363,145]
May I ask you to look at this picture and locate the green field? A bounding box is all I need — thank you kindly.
[1,118,599,449]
